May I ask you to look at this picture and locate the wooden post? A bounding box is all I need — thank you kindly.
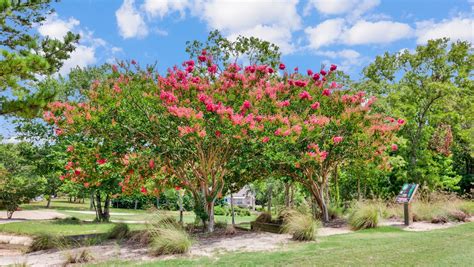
[404,202,410,226]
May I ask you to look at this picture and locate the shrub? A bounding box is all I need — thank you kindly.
[148,222,192,255]
[107,223,130,240]
[215,220,227,229]
[328,205,344,220]
[29,234,67,252]
[255,212,272,223]
[214,205,228,216]
[348,202,380,230]
[282,211,319,241]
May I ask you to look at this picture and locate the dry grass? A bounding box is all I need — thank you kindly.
[63,249,94,265]
[282,210,319,241]
[348,201,380,230]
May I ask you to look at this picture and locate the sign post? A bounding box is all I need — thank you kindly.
[395,183,419,226]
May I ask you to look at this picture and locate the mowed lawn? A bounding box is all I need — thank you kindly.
[92,223,474,266]
[0,198,255,236]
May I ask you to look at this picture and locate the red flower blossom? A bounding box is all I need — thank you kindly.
[268,67,274,73]
[215,130,222,137]
[279,63,286,70]
[74,169,81,176]
[310,102,320,110]
[175,186,181,191]
[84,182,90,188]
[320,69,327,76]
[97,159,107,165]
[391,144,398,151]
[141,186,147,193]
[262,136,270,143]
[299,91,312,100]
[66,146,74,152]
[330,64,337,71]
[312,73,320,81]
[322,89,331,96]
[397,119,405,125]
[333,136,343,144]
[307,69,313,76]
[149,159,155,169]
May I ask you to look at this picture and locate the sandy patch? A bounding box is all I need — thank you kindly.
[65,210,135,216]
[0,210,66,222]
[190,231,292,256]
[318,227,353,236]
[380,217,473,231]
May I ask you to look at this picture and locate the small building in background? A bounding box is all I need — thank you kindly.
[224,186,255,209]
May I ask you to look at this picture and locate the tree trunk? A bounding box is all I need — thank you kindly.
[207,201,215,233]
[179,193,183,225]
[46,195,52,208]
[320,187,329,223]
[156,196,159,209]
[230,193,235,226]
[7,210,14,219]
[284,183,290,208]
[90,192,95,210]
[94,192,110,222]
[267,185,272,213]
[134,200,138,210]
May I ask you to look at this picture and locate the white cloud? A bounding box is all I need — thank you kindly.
[142,0,189,18]
[305,0,380,17]
[116,0,149,39]
[37,14,121,75]
[315,49,365,73]
[228,25,294,54]
[195,0,301,32]
[37,13,79,39]
[305,19,345,49]
[416,17,474,44]
[344,20,413,45]
[306,19,413,48]
[59,45,96,75]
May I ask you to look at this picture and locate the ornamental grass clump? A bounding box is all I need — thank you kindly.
[348,202,380,230]
[282,211,319,241]
[107,223,130,240]
[147,214,192,255]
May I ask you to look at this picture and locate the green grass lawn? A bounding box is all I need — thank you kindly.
[0,198,255,236]
[91,223,474,266]
[0,220,146,236]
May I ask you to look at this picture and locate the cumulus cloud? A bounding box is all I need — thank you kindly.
[416,17,474,44]
[305,0,380,17]
[37,14,121,75]
[315,49,365,73]
[116,0,149,39]
[305,19,345,49]
[343,20,413,45]
[142,0,189,18]
[306,19,413,48]
[37,13,80,39]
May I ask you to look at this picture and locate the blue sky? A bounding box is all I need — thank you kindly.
[1,0,473,140]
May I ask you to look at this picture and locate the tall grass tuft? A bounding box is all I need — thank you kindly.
[282,210,319,241]
[348,202,380,230]
[146,213,192,255]
[107,223,130,240]
[148,222,192,255]
[29,234,67,252]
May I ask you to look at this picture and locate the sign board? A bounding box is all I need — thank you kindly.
[395,183,418,203]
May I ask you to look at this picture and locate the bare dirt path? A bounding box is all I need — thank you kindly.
[0,210,66,224]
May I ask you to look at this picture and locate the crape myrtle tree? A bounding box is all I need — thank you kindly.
[254,64,403,222]
[361,38,473,192]
[0,0,79,117]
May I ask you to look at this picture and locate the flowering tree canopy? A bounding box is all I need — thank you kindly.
[46,53,402,227]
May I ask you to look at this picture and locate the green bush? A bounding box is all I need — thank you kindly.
[348,202,380,230]
[53,217,82,225]
[282,211,319,241]
[214,205,229,216]
[107,223,130,239]
[148,222,192,255]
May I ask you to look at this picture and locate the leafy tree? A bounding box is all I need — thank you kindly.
[0,141,45,218]
[362,38,472,191]
[186,30,281,70]
[0,0,79,117]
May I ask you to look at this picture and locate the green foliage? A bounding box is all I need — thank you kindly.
[348,202,380,230]
[0,0,80,116]
[0,142,46,218]
[213,205,228,216]
[107,223,130,240]
[362,38,473,192]
[282,210,319,241]
[186,30,281,69]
